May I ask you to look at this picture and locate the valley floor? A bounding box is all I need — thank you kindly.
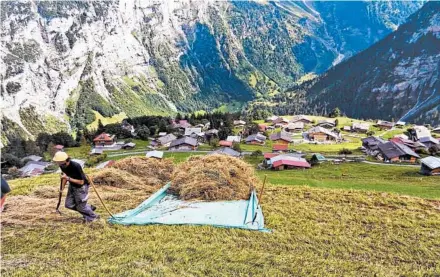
[2,159,440,276]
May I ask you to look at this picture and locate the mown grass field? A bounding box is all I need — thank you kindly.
[2,154,440,276]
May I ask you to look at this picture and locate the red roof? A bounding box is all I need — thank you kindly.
[219,140,233,147]
[273,144,288,151]
[54,145,64,149]
[93,133,113,142]
[273,160,311,168]
[258,124,267,131]
[389,138,403,143]
[264,153,279,159]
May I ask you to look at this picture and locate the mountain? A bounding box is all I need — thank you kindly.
[0,0,424,143]
[276,1,439,126]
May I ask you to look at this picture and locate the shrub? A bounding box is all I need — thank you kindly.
[339,148,352,155]
[251,150,263,157]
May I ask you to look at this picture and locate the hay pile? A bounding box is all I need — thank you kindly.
[91,157,174,189]
[170,154,259,201]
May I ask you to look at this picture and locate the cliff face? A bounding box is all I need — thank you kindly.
[0,0,424,142]
[302,2,440,126]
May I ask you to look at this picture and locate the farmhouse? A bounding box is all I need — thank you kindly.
[377,141,420,163]
[269,132,293,144]
[209,147,241,158]
[316,119,336,128]
[269,154,310,170]
[19,161,51,177]
[307,126,339,142]
[395,121,406,127]
[290,115,312,124]
[420,156,440,176]
[184,128,202,137]
[121,142,136,149]
[376,120,394,130]
[258,124,267,132]
[93,133,115,146]
[169,137,198,151]
[408,125,431,140]
[285,122,304,133]
[245,134,267,145]
[273,117,289,127]
[157,134,177,147]
[265,115,279,123]
[362,136,386,152]
[433,126,440,134]
[352,122,370,133]
[419,137,439,148]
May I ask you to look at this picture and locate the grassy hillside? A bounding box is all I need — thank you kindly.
[3,161,440,276]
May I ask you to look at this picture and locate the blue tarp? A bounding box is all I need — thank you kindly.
[108,183,269,232]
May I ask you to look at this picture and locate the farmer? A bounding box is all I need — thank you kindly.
[1,176,11,212]
[52,152,98,223]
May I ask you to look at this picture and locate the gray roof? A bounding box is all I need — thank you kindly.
[184,128,202,136]
[206,129,219,135]
[209,147,241,157]
[170,137,198,147]
[362,136,386,146]
[19,161,50,175]
[158,134,177,145]
[378,142,420,159]
[290,115,312,123]
[246,134,267,143]
[419,137,439,144]
[269,132,293,142]
[226,136,241,142]
[307,126,339,138]
[377,120,394,127]
[420,156,440,169]
[352,122,370,130]
[21,155,43,162]
[286,122,304,130]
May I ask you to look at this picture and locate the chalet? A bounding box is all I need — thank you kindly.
[169,137,198,151]
[19,161,51,177]
[311,153,326,165]
[376,120,394,130]
[263,153,305,167]
[362,136,386,152]
[285,122,304,133]
[93,133,115,146]
[209,147,241,158]
[184,128,202,137]
[378,141,420,163]
[343,126,352,132]
[146,150,164,159]
[307,127,339,142]
[316,119,336,129]
[265,115,279,123]
[420,156,440,176]
[95,160,115,169]
[352,122,370,133]
[408,125,431,140]
[121,142,136,149]
[258,124,268,132]
[233,120,246,127]
[21,155,43,163]
[219,140,233,147]
[433,127,440,134]
[290,115,312,124]
[395,121,406,127]
[273,117,289,127]
[419,136,439,148]
[226,136,241,143]
[172,120,192,131]
[196,132,206,143]
[245,134,267,145]
[157,134,177,147]
[269,132,292,144]
[270,154,310,170]
[272,144,289,153]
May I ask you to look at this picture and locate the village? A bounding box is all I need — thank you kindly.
[6,113,440,179]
